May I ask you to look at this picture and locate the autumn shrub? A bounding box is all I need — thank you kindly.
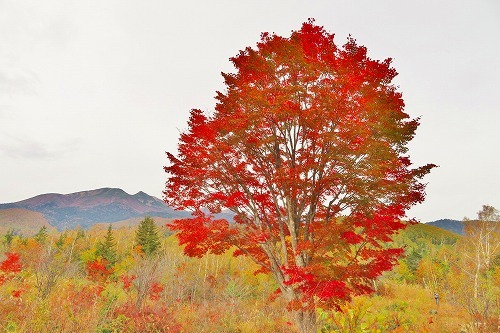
[111,302,181,333]
[120,273,136,291]
[148,281,164,301]
[0,252,22,286]
[0,296,26,330]
[86,258,114,284]
[172,299,294,333]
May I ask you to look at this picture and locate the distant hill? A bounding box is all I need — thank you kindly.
[0,208,55,235]
[405,222,461,244]
[0,188,190,230]
[426,219,463,235]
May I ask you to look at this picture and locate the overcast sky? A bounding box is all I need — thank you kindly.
[1,0,499,222]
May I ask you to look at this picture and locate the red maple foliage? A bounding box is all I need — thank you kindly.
[86,258,113,284]
[1,252,22,274]
[0,252,22,286]
[11,288,23,298]
[148,282,164,301]
[164,19,435,331]
[120,274,136,290]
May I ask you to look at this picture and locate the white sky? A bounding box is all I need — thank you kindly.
[1,0,499,222]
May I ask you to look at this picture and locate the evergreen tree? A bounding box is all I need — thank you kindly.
[34,226,49,244]
[135,216,161,256]
[55,231,67,249]
[4,229,15,247]
[95,224,117,266]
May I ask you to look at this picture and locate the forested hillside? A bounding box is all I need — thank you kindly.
[426,219,464,235]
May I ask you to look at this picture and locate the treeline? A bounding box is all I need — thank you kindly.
[0,211,498,332]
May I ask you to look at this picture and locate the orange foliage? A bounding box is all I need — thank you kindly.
[113,303,182,333]
[86,258,113,284]
[120,274,136,290]
[148,281,164,301]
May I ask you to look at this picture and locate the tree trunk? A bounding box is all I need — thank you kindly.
[295,309,317,333]
[282,289,317,333]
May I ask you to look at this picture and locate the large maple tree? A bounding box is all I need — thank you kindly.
[164,20,435,332]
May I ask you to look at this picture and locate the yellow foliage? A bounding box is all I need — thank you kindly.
[0,224,492,332]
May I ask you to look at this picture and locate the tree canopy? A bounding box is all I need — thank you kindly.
[164,19,435,332]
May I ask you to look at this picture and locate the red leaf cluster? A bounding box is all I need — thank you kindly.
[283,265,349,304]
[11,288,23,298]
[0,252,22,286]
[149,282,164,301]
[1,252,22,274]
[168,212,237,258]
[120,274,136,290]
[86,258,113,284]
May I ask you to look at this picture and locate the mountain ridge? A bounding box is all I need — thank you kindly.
[0,188,190,230]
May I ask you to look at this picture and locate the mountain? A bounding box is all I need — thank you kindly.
[426,219,464,235]
[0,188,190,230]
